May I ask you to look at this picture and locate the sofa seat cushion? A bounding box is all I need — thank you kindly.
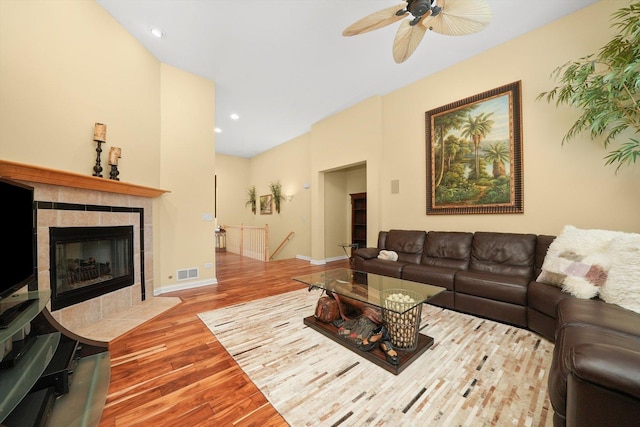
[528,280,573,318]
[557,298,640,338]
[357,258,407,278]
[401,264,456,291]
[455,271,529,306]
[353,247,380,260]
[549,322,640,419]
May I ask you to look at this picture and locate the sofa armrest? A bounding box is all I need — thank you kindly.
[353,247,380,260]
[568,343,640,400]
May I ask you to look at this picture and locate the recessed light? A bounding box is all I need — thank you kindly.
[150,27,165,38]
[230,113,239,120]
[214,127,222,133]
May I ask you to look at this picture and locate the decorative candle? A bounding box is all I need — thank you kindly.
[108,147,121,165]
[94,123,107,142]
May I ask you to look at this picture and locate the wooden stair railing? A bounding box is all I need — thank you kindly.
[223,224,269,262]
[270,231,295,260]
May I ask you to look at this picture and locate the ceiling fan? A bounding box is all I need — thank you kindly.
[343,0,492,63]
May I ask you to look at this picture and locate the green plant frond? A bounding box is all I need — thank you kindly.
[604,138,640,172]
[539,1,640,172]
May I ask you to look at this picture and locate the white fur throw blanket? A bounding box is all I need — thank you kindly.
[538,225,640,314]
[377,250,399,261]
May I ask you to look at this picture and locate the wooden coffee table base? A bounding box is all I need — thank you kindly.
[303,315,434,375]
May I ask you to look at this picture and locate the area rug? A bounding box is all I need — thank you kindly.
[198,289,554,426]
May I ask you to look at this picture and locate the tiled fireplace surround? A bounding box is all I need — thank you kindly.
[1,160,179,340]
[32,182,154,334]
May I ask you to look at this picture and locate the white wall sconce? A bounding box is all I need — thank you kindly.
[285,194,294,201]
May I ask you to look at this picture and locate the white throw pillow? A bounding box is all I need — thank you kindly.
[599,233,640,314]
[377,250,399,261]
[537,225,624,299]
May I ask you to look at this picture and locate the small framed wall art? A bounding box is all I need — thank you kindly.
[260,194,273,215]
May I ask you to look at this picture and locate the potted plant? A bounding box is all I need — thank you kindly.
[537,1,640,172]
[246,185,256,214]
[269,181,284,213]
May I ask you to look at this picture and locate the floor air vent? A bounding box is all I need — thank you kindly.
[177,268,199,281]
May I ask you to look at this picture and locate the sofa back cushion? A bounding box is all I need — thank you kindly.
[377,231,388,249]
[422,231,473,270]
[534,235,556,277]
[470,232,537,278]
[383,230,426,264]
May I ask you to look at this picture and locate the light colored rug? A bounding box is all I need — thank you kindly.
[198,289,554,426]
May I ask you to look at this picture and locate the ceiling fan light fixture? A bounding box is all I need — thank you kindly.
[343,0,491,63]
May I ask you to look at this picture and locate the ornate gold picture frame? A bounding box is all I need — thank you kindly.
[426,81,524,215]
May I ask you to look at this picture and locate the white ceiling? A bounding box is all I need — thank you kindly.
[95,0,598,158]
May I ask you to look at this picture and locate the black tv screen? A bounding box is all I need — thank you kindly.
[0,178,36,301]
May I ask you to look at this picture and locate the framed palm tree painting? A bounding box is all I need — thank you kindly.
[425,81,523,215]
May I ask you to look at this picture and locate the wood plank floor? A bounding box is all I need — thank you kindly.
[99,252,348,427]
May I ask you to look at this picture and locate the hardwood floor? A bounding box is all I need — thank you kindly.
[99,252,348,427]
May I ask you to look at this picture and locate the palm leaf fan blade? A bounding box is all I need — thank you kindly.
[343,3,408,36]
[393,19,427,63]
[424,0,492,36]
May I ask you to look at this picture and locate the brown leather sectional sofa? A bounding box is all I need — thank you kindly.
[352,229,640,427]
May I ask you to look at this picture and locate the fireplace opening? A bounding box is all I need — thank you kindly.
[49,226,134,311]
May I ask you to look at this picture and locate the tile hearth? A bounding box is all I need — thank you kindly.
[74,296,181,341]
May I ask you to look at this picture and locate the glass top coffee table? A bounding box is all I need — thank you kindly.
[294,268,445,375]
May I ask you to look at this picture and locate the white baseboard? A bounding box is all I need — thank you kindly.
[154,278,218,296]
[296,254,348,265]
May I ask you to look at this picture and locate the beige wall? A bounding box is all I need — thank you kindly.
[220,0,639,264]
[376,0,639,235]
[247,133,312,260]
[214,153,254,228]
[310,96,384,262]
[215,153,367,261]
[1,0,216,294]
[324,170,349,260]
[0,0,160,184]
[157,64,216,291]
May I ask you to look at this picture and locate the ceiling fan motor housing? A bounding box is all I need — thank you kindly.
[408,0,434,18]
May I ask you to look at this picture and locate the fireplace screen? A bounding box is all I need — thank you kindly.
[49,226,134,310]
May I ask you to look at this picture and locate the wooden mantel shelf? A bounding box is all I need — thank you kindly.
[0,160,169,198]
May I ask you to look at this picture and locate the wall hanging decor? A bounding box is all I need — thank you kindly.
[269,180,284,213]
[260,194,273,215]
[246,185,257,214]
[425,81,523,215]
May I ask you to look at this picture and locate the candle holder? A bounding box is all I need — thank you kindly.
[92,141,104,177]
[109,164,120,181]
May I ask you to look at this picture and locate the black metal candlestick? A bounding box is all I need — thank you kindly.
[109,164,120,181]
[92,141,104,177]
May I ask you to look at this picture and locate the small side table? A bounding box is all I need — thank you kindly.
[215,228,226,253]
[338,243,359,266]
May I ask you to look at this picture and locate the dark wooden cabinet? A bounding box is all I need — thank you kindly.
[350,192,367,250]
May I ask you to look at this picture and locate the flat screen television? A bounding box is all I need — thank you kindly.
[0,178,36,302]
